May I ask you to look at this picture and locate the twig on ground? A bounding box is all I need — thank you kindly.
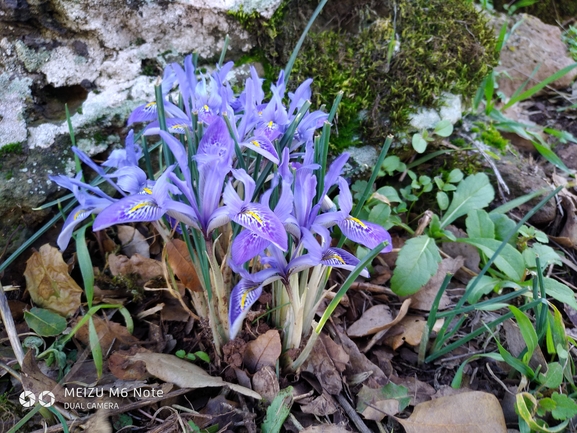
[0,281,24,366]
[336,393,373,433]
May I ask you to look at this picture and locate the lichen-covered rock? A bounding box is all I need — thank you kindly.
[492,153,557,225]
[0,0,281,256]
[489,13,577,98]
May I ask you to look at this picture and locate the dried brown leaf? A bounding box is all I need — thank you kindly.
[24,244,82,317]
[320,333,349,373]
[108,253,163,282]
[301,426,350,433]
[244,329,282,373]
[117,226,150,258]
[165,239,201,292]
[396,391,507,433]
[74,316,138,354]
[504,319,548,373]
[347,305,394,338]
[300,391,338,416]
[357,385,400,421]
[384,316,427,350]
[335,328,387,388]
[132,352,261,399]
[406,257,463,311]
[301,334,345,395]
[251,365,279,404]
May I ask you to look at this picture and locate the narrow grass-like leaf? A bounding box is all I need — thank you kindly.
[489,188,550,214]
[532,141,571,173]
[118,307,134,334]
[75,223,94,308]
[218,34,230,67]
[452,353,504,388]
[352,135,393,217]
[458,238,525,281]
[88,317,103,378]
[509,305,538,362]
[24,307,67,337]
[316,241,387,333]
[283,0,328,85]
[503,63,577,110]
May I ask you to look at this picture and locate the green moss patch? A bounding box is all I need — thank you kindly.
[0,142,23,158]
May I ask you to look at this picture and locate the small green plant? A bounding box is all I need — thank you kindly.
[175,349,210,363]
[0,142,23,158]
[412,119,454,153]
[563,25,577,61]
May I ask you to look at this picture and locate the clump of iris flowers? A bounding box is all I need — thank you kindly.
[51,56,392,361]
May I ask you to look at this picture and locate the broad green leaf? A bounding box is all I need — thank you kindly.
[516,393,569,433]
[489,213,516,243]
[523,244,562,270]
[368,203,391,226]
[381,156,404,175]
[466,209,495,239]
[465,275,500,304]
[459,238,525,281]
[262,386,293,433]
[441,173,495,228]
[24,307,67,337]
[437,191,449,210]
[538,362,563,389]
[509,305,537,361]
[375,186,402,203]
[447,169,464,183]
[542,278,577,311]
[434,120,453,137]
[412,133,427,153]
[391,235,442,296]
[551,392,577,421]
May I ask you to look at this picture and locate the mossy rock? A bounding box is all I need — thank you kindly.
[233,0,498,150]
[491,0,577,25]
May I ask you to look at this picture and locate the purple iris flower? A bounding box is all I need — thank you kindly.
[127,66,189,125]
[50,173,114,250]
[92,166,198,231]
[102,130,142,169]
[220,168,287,251]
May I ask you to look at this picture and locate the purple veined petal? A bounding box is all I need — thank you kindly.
[161,65,177,95]
[242,136,280,165]
[279,148,293,184]
[164,199,201,230]
[57,205,93,251]
[273,180,295,223]
[232,203,288,251]
[321,247,369,278]
[230,229,270,267]
[338,217,393,253]
[143,118,191,136]
[229,279,264,339]
[127,101,158,125]
[110,166,148,195]
[287,253,320,276]
[222,180,244,214]
[93,195,164,231]
[197,117,233,158]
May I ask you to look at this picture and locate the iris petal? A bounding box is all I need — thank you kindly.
[229,280,264,339]
[233,204,287,251]
[321,247,369,278]
[93,195,164,231]
[338,217,393,253]
[230,229,270,267]
[243,136,280,164]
